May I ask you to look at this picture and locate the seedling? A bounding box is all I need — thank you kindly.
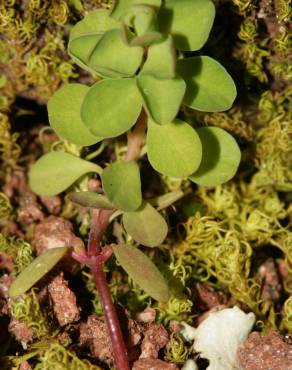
[9,1,241,369]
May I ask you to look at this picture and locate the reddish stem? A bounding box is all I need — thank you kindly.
[125,109,147,161]
[72,112,147,369]
[73,209,130,370]
[89,260,130,370]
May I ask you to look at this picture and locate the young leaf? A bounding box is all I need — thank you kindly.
[146,118,202,177]
[81,78,142,138]
[9,247,69,297]
[137,75,185,124]
[133,4,158,35]
[88,29,144,78]
[69,35,101,72]
[70,9,119,39]
[102,161,142,211]
[140,35,176,79]
[68,9,119,73]
[68,191,115,210]
[189,127,241,186]
[29,152,102,196]
[178,56,237,112]
[112,244,169,302]
[129,31,163,46]
[48,84,103,146]
[123,202,168,247]
[158,0,215,51]
[149,190,184,210]
[111,0,162,20]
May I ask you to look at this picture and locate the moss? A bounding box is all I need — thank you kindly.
[34,342,102,370]
[164,332,190,365]
[283,297,292,333]
[0,234,34,275]
[10,290,50,339]
[0,192,12,218]
[0,113,21,171]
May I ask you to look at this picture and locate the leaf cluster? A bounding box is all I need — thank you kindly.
[26,0,242,303]
[30,0,241,245]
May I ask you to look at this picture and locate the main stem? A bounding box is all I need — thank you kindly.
[74,111,147,369]
[88,210,130,370]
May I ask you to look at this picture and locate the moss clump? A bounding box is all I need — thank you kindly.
[0,192,12,218]
[10,290,50,339]
[0,233,34,275]
[34,342,102,370]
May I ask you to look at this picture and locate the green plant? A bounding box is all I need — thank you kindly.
[9,1,241,369]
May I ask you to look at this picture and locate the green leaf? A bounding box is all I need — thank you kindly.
[189,127,241,186]
[29,152,102,196]
[121,22,163,46]
[9,247,69,297]
[123,202,168,247]
[111,0,162,20]
[88,29,143,78]
[81,78,142,138]
[69,35,101,72]
[68,191,115,210]
[158,0,215,51]
[102,161,142,211]
[178,56,237,112]
[149,190,183,210]
[70,9,119,39]
[112,244,169,302]
[140,35,176,79]
[48,84,103,146]
[146,118,202,177]
[137,75,185,124]
[68,9,119,73]
[133,4,158,35]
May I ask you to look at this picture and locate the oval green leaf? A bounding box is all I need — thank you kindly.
[123,202,168,247]
[102,161,142,211]
[137,75,185,124]
[69,35,101,73]
[48,84,103,146]
[88,29,143,78]
[140,35,176,79]
[68,191,115,210]
[147,118,202,177]
[149,190,183,210]
[29,152,102,196]
[9,247,69,297]
[178,56,237,112]
[70,9,119,39]
[111,0,162,20]
[81,78,142,138]
[158,0,215,51]
[69,9,119,73]
[133,4,158,35]
[189,127,241,186]
[112,244,169,302]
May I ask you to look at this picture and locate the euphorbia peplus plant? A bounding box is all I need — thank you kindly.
[9,1,241,369]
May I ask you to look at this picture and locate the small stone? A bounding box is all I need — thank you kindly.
[48,272,80,326]
[8,319,33,346]
[133,358,179,370]
[40,195,62,215]
[195,283,227,310]
[33,216,84,255]
[136,307,156,324]
[79,315,113,365]
[140,324,169,359]
[237,331,292,370]
[18,191,44,225]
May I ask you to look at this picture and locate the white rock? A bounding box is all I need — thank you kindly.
[181,306,255,370]
[182,359,198,370]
